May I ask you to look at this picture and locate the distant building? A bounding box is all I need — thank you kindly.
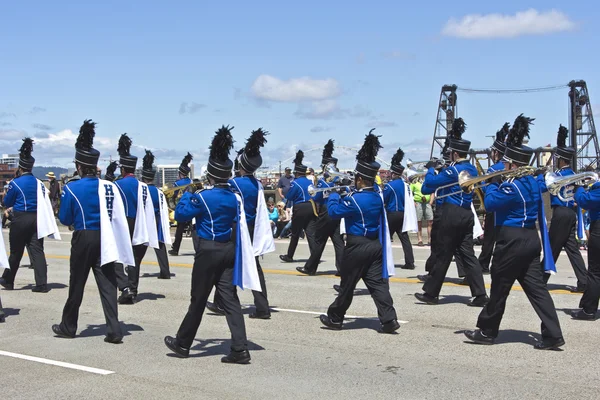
[0,163,17,203]
[0,154,19,169]
[156,164,195,188]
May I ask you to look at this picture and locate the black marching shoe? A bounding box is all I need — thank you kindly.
[414,292,438,305]
[482,268,490,275]
[164,336,190,358]
[0,278,14,290]
[158,274,171,280]
[464,329,495,345]
[400,263,416,270]
[104,335,123,344]
[457,277,469,286]
[568,285,586,293]
[221,349,251,364]
[279,255,293,263]
[168,249,178,256]
[416,274,430,282]
[249,312,271,320]
[118,288,135,305]
[32,284,49,293]
[296,267,315,276]
[468,295,489,307]
[333,284,341,293]
[206,302,226,315]
[534,337,565,350]
[0,310,5,323]
[320,314,342,330]
[380,320,401,334]
[52,324,75,339]
[571,309,596,321]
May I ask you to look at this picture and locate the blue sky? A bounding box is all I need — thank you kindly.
[1,1,598,172]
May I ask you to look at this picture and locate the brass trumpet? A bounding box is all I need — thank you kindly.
[545,171,599,202]
[307,184,353,196]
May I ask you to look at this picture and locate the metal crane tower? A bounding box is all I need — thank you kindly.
[568,80,599,172]
[429,84,457,159]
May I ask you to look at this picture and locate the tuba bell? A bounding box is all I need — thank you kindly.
[545,171,599,203]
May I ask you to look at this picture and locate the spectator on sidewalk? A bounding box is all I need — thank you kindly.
[410,176,433,246]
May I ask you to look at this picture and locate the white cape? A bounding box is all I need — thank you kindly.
[381,207,395,277]
[0,227,9,269]
[131,181,152,247]
[36,179,61,240]
[235,193,261,291]
[472,203,484,238]
[98,179,135,267]
[157,188,172,246]
[402,183,418,233]
[253,183,276,256]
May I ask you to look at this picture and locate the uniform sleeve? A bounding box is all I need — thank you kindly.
[58,186,74,226]
[312,180,325,204]
[484,182,520,212]
[2,181,17,207]
[537,173,548,193]
[286,182,299,203]
[382,183,393,206]
[421,167,455,195]
[327,192,357,219]
[175,191,205,222]
[575,185,600,210]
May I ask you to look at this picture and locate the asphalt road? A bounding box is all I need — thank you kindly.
[0,230,598,400]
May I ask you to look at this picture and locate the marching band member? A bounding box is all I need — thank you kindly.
[0,138,60,293]
[141,150,172,279]
[113,134,152,304]
[296,140,345,276]
[538,125,588,293]
[208,128,275,319]
[383,147,417,270]
[279,150,317,263]
[164,125,260,363]
[573,178,600,320]
[320,130,400,333]
[415,118,488,306]
[0,223,9,322]
[104,160,119,182]
[168,153,193,256]
[478,123,509,274]
[465,115,565,349]
[52,120,134,342]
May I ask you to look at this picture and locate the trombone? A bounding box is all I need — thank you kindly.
[435,166,546,199]
[545,171,599,202]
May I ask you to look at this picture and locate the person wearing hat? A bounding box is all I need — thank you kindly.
[537,125,588,293]
[296,140,345,276]
[141,150,172,280]
[478,123,509,274]
[104,161,119,182]
[465,114,564,350]
[207,128,275,319]
[382,147,417,270]
[279,150,317,263]
[416,118,488,307]
[164,125,260,363]
[277,167,294,202]
[113,133,152,304]
[319,130,400,333]
[46,171,61,216]
[0,138,53,292]
[168,153,193,256]
[52,120,134,343]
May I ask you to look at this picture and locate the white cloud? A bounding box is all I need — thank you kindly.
[251,75,341,102]
[295,101,372,120]
[442,9,576,39]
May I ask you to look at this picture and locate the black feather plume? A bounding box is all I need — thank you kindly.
[244,128,268,156]
[495,122,510,142]
[19,138,34,158]
[209,125,234,162]
[391,147,405,165]
[356,129,383,162]
[507,114,534,148]
[293,150,304,166]
[143,150,155,170]
[117,134,132,156]
[449,118,466,139]
[76,119,96,150]
[106,161,118,176]
[322,139,335,159]
[557,124,568,147]
[180,152,193,167]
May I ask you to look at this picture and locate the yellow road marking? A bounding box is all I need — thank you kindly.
[39,254,579,296]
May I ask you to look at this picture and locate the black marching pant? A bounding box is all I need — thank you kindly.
[115,217,148,293]
[425,205,465,276]
[302,204,344,273]
[176,239,248,351]
[286,202,317,259]
[171,221,189,253]
[579,221,600,314]
[328,235,397,324]
[155,242,170,277]
[478,212,496,271]
[477,226,563,339]
[387,211,414,266]
[423,204,486,297]
[59,230,121,338]
[2,211,47,286]
[548,206,587,287]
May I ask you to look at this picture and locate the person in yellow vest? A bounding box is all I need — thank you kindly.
[409,176,433,246]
